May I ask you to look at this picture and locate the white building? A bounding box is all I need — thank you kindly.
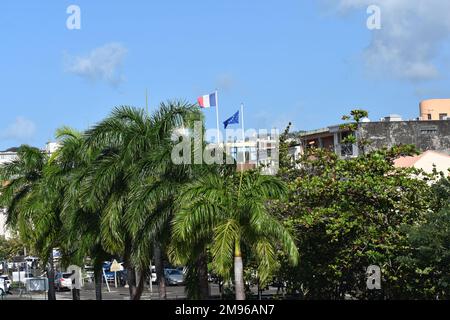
[0,150,18,165]
[224,133,279,175]
[0,149,17,240]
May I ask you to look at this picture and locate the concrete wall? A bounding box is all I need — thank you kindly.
[358,120,450,155]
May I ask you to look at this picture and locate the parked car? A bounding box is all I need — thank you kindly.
[55,272,73,291]
[164,268,184,286]
[0,275,12,294]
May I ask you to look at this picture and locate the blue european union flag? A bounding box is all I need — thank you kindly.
[223,111,240,129]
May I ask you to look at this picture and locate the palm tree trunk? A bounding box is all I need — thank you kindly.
[94,265,103,300]
[154,242,167,299]
[131,270,145,300]
[123,240,139,300]
[47,254,56,300]
[234,240,245,300]
[197,251,210,300]
[127,265,138,299]
[72,288,81,300]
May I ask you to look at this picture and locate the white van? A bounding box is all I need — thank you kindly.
[0,275,11,295]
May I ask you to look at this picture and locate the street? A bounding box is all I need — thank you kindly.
[2,283,282,300]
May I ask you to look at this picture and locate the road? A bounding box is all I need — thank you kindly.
[55,283,219,300]
[3,282,282,300]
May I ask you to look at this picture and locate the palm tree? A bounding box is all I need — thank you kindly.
[124,105,237,300]
[172,170,299,300]
[168,164,235,299]
[53,127,111,300]
[83,101,202,299]
[0,145,59,300]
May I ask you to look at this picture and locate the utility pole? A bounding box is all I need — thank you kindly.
[24,247,28,277]
[146,89,149,116]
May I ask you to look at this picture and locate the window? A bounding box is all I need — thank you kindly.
[340,144,354,157]
[420,126,438,135]
[306,140,317,149]
[427,114,432,120]
[339,132,355,157]
[439,113,448,120]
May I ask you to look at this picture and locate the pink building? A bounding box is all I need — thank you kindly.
[420,99,450,120]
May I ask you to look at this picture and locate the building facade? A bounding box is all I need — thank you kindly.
[420,99,450,121]
[0,149,18,165]
[359,120,450,155]
[297,119,450,158]
[224,133,279,175]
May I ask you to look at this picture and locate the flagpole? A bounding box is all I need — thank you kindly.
[215,89,220,145]
[241,103,245,142]
[241,103,245,163]
[146,89,149,116]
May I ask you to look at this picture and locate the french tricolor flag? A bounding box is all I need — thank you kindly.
[197,92,217,108]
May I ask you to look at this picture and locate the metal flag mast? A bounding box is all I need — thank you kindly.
[241,103,246,163]
[215,89,220,145]
[241,103,245,142]
[146,89,149,116]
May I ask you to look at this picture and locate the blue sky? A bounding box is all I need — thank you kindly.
[0,0,449,149]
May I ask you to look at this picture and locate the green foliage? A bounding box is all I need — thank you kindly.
[172,170,299,289]
[398,206,450,299]
[0,236,26,261]
[2,102,447,301]
[0,145,64,263]
[340,109,370,151]
[277,144,441,299]
[430,173,450,211]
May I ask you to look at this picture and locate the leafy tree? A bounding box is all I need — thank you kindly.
[340,109,370,154]
[0,236,26,261]
[430,172,450,211]
[398,206,450,299]
[277,144,437,299]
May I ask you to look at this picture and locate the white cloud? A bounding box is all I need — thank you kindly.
[331,0,450,81]
[254,109,299,132]
[65,43,128,86]
[216,73,236,92]
[1,117,37,141]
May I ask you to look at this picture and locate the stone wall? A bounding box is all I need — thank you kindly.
[358,120,450,155]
